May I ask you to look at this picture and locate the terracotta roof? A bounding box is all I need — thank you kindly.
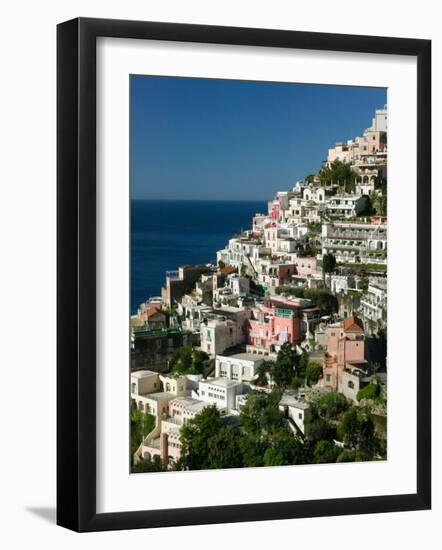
[219,265,237,275]
[145,306,164,319]
[343,315,364,333]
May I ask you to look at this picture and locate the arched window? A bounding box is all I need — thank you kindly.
[166,382,171,392]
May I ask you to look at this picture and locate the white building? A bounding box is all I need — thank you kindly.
[326,194,369,219]
[198,378,244,412]
[278,392,310,435]
[216,234,269,272]
[215,352,264,382]
[360,283,387,325]
[321,221,387,265]
[227,274,250,297]
[370,106,388,133]
[200,308,250,356]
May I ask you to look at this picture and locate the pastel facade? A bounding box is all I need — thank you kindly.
[323,315,366,390]
[200,308,250,356]
[248,300,303,352]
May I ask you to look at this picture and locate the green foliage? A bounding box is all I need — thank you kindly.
[255,345,302,389]
[318,160,355,193]
[313,440,340,464]
[130,407,156,462]
[336,449,371,463]
[357,195,375,217]
[317,392,349,420]
[179,405,224,470]
[304,405,336,443]
[305,362,323,387]
[359,277,369,292]
[322,252,337,274]
[171,346,208,375]
[207,426,243,469]
[275,286,338,315]
[263,427,303,466]
[357,382,381,402]
[131,454,165,473]
[337,407,362,448]
[296,242,319,258]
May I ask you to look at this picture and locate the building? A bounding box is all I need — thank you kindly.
[161,265,213,308]
[215,352,264,382]
[257,260,297,292]
[216,234,269,274]
[198,378,244,412]
[130,326,191,371]
[322,315,367,390]
[326,194,370,219]
[321,221,387,265]
[360,282,387,329]
[248,298,304,353]
[278,392,310,435]
[199,307,250,356]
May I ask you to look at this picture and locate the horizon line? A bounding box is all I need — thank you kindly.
[131,198,270,202]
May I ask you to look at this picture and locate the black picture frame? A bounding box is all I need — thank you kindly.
[57,17,431,532]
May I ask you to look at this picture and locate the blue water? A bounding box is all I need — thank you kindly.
[131,200,267,314]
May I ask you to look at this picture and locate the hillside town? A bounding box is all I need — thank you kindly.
[130,107,388,472]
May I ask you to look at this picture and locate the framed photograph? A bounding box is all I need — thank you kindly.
[57,17,431,532]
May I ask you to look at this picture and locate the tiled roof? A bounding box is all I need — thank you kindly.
[145,306,163,319]
[219,265,237,275]
[343,315,364,333]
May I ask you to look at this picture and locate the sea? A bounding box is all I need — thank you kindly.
[131,199,267,314]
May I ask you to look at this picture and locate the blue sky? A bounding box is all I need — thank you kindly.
[130,75,386,201]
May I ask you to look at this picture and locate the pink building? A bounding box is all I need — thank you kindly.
[292,256,318,277]
[323,315,366,390]
[248,299,303,352]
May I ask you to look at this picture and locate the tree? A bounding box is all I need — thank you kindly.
[263,427,304,466]
[305,362,323,387]
[336,449,370,463]
[304,406,336,443]
[131,454,165,473]
[130,407,155,461]
[207,426,243,469]
[358,414,379,456]
[313,440,340,464]
[239,435,267,468]
[357,195,374,217]
[337,407,362,448]
[171,346,208,375]
[318,160,356,193]
[323,252,337,274]
[357,382,381,403]
[317,392,349,420]
[272,343,297,387]
[179,405,224,470]
[254,360,276,387]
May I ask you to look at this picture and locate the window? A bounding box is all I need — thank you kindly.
[298,412,303,420]
[131,382,136,393]
[348,381,355,389]
[326,375,331,382]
